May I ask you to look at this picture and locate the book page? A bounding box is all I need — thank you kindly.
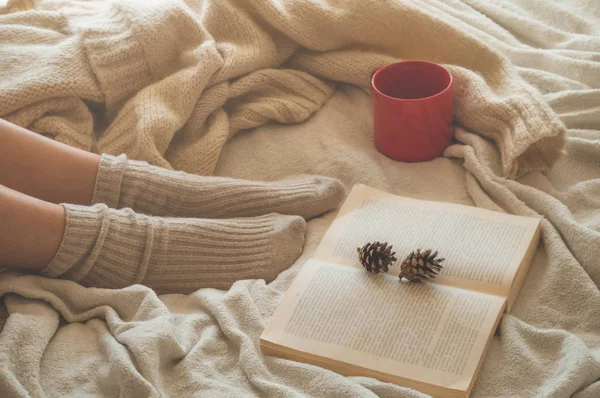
[315,184,540,298]
[262,260,505,392]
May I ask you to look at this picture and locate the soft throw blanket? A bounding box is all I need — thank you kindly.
[0,0,599,397]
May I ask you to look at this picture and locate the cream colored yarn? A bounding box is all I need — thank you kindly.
[0,0,565,177]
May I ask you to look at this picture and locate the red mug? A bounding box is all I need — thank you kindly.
[371,61,454,162]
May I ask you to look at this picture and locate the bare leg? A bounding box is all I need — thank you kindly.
[0,119,345,221]
[0,118,100,205]
[0,184,65,271]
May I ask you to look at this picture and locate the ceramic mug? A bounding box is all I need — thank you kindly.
[371,61,454,162]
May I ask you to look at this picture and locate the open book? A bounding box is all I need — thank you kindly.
[260,184,541,398]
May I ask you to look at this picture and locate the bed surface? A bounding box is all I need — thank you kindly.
[1,0,599,397]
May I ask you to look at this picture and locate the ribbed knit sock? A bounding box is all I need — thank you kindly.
[92,154,345,219]
[42,203,306,294]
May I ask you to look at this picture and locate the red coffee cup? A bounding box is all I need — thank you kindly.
[371,61,454,162]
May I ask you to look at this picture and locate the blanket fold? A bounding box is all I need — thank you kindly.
[1,0,564,177]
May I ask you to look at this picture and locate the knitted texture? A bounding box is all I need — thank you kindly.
[92,154,345,219]
[42,204,306,294]
[0,0,565,177]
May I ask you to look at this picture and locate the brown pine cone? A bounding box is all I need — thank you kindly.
[399,249,444,282]
[357,241,397,274]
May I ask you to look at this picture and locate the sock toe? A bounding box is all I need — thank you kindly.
[277,175,346,220]
[265,214,306,282]
[309,176,346,219]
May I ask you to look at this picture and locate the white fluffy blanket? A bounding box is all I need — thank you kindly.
[1,0,599,397]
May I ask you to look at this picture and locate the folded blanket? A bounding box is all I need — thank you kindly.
[2,0,599,397]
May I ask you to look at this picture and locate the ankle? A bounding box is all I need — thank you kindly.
[92,154,127,208]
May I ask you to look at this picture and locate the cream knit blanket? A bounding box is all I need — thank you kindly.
[1,0,600,397]
[0,0,565,178]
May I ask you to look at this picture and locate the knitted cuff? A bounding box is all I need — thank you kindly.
[41,204,109,282]
[92,154,127,209]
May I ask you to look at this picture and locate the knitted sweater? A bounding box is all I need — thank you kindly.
[0,0,565,177]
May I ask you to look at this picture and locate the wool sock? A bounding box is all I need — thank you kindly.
[42,203,306,294]
[92,154,345,219]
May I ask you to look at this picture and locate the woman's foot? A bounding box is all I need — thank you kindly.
[92,154,345,219]
[43,203,306,294]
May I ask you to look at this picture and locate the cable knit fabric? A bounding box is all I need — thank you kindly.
[0,0,564,177]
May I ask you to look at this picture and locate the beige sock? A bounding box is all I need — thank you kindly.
[42,203,305,294]
[92,154,345,219]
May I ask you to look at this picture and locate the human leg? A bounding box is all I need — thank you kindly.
[0,182,306,293]
[0,184,65,271]
[0,118,100,206]
[0,118,345,218]
[93,154,345,219]
[42,204,305,294]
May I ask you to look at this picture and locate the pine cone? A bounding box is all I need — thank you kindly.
[399,249,444,282]
[357,241,397,273]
